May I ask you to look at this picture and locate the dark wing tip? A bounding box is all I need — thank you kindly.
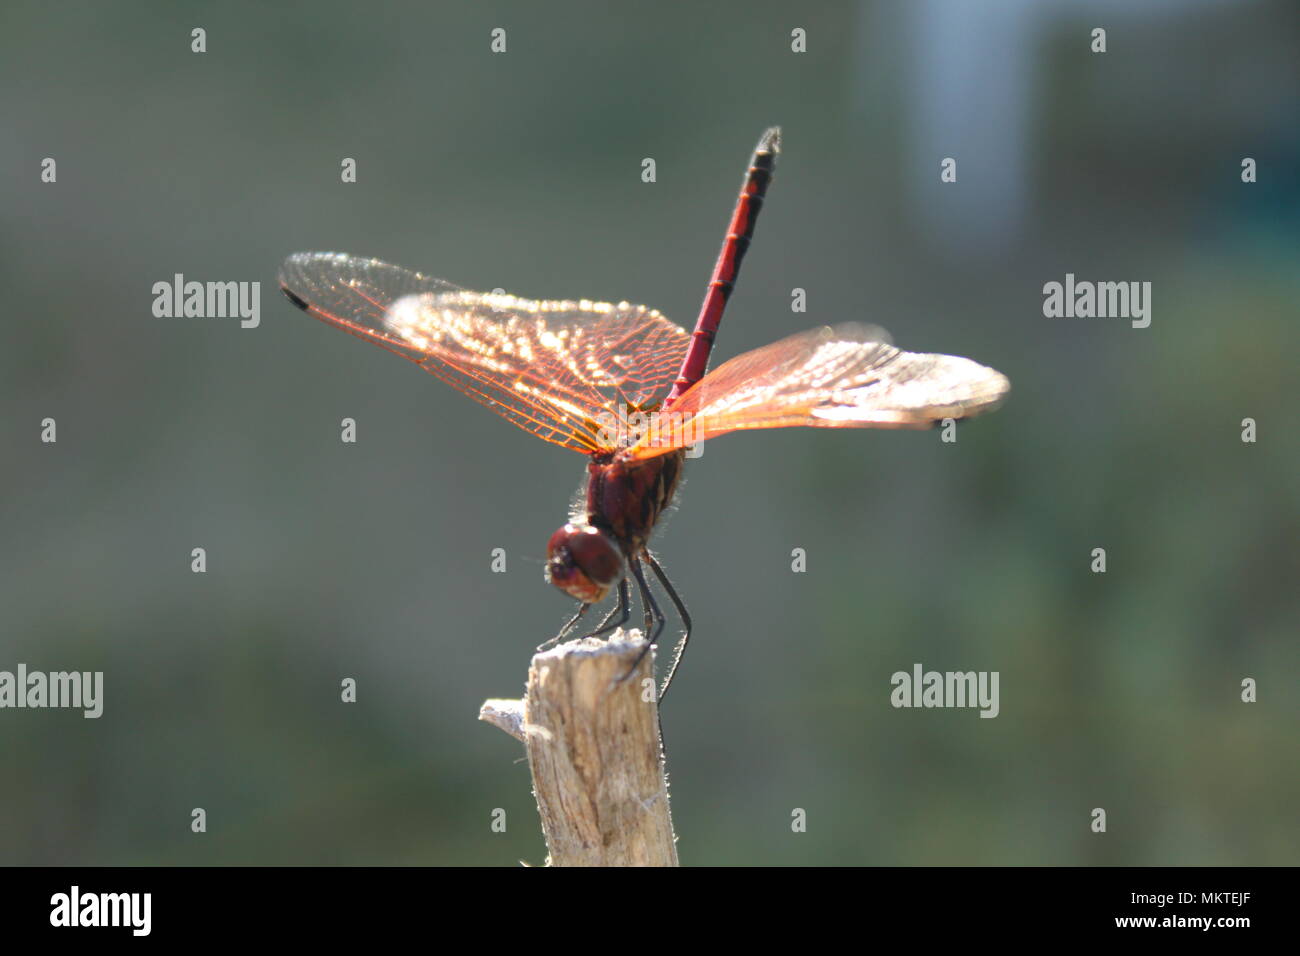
[278,252,346,311]
[280,284,310,312]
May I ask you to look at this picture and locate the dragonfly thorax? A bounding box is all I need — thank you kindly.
[545,522,623,604]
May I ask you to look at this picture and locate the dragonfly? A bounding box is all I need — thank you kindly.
[279,127,1009,703]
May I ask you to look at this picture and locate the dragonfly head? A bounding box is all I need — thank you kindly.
[545,522,623,604]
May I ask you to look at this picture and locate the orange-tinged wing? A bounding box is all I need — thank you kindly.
[280,253,690,453]
[627,323,1010,458]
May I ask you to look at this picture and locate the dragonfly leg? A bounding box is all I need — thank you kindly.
[582,577,630,640]
[645,553,691,704]
[618,557,665,688]
[537,602,589,652]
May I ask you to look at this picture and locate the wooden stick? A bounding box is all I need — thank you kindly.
[478,631,678,867]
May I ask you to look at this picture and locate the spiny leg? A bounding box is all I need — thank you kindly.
[620,557,665,686]
[537,601,589,652]
[645,552,691,704]
[582,577,630,640]
[630,556,671,756]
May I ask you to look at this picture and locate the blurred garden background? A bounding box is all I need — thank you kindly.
[1,0,1296,864]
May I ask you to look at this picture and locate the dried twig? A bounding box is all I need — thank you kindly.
[478,631,678,866]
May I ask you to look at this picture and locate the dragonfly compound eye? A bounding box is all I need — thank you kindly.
[545,523,623,604]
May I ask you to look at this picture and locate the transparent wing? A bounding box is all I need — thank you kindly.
[627,322,1010,458]
[280,252,690,453]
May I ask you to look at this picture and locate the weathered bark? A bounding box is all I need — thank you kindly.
[478,632,677,866]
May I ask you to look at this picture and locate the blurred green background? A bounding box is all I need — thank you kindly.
[2,0,1297,865]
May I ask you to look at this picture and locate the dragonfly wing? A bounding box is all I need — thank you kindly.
[280,253,690,453]
[628,322,1009,458]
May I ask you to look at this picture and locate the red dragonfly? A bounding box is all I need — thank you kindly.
[279,128,1009,701]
